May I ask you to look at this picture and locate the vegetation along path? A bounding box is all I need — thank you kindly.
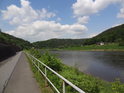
[4,52,41,93]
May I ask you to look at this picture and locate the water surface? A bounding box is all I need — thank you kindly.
[51,51,124,82]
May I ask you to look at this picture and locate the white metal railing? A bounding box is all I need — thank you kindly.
[26,53,85,93]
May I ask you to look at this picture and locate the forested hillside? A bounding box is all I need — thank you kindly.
[0,30,32,61]
[33,39,85,48]
[0,30,32,49]
[84,24,124,45]
[33,24,124,48]
[1,23,124,57]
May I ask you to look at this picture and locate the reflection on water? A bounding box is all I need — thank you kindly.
[51,51,124,82]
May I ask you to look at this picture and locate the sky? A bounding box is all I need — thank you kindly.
[0,0,124,42]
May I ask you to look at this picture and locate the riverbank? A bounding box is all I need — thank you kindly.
[47,43,124,51]
[27,49,124,93]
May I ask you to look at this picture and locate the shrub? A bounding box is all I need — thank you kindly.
[42,52,62,72]
[112,80,124,93]
[28,49,124,93]
[60,67,101,93]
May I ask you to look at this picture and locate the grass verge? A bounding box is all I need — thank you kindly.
[26,49,124,93]
[46,43,124,51]
[25,53,54,93]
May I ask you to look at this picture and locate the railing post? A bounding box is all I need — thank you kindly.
[32,58,34,65]
[32,56,35,65]
[27,53,85,93]
[45,67,47,86]
[45,67,47,76]
[38,61,39,75]
[63,81,65,93]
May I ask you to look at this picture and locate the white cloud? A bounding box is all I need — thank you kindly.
[117,6,124,18]
[2,0,87,42]
[111,23,123,27]
[88,33,98,38]
[38,8,56,19]
[56,17,62,21]
[0,0,87,42]
[6,21,87,42]
[20,0,30,7]
[72,0,122,17]
[72,0,124,24]
[2,0,56,25]
[77,16,89,24]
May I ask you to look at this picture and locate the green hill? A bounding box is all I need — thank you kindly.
[33,39,85,48]
[0,30,32,61]
[84,24,124,45]
[33,24,124,48]
[0,30,32,49]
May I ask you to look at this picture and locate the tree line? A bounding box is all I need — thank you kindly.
[33,24,124,48]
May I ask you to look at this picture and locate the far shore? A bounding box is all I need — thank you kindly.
[41,48,124,52]
[40,43,124,52]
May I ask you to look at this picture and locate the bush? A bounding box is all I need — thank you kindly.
[30,48,41,58]
[42,52,62,72]
[28,49,124,93]
[119,41,124,46]
[112,80,124,93]
[29,49,62,72]
[60,66,101,93]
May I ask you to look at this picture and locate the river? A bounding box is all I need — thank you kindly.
[51,51,124,83]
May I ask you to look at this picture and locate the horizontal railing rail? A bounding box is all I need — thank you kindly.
[26,53,85,93]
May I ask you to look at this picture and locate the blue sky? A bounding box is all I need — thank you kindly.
[0,0,124,42]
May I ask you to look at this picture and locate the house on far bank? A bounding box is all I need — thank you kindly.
[97,42,105,46]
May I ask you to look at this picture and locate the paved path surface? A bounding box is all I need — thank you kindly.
[4,52,41,93]
[0,52,21,93]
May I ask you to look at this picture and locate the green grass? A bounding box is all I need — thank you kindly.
[25,53,54,93]
[62,43,124,51]
[26,49,124,93]
[60,65,116,93]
